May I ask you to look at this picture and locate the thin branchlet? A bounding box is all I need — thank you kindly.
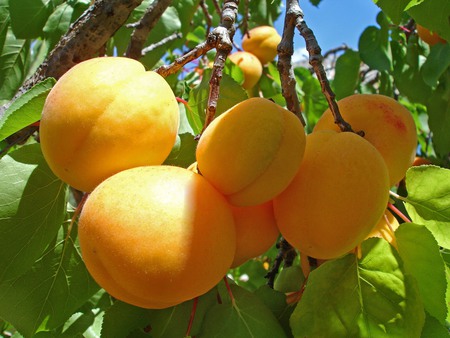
[125,0,172,59]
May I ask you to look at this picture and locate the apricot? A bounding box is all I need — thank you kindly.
[78,165,236,309]
[273,130,390,260]
[40,57,179,192]
[416,24,446,46]
[196,97,306,206]
[366,209,400,247]
[242,26,282,65]
[313,94,417,186]
[230,201,280,268]
[228,51,263,90]
[412,156,431,166]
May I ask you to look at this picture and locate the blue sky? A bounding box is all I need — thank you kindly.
[273,0,382,61]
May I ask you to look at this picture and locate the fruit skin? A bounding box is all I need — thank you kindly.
[228,51,263,90]
[40,57,179,192]
[78,165,236,309]
[412,156,431,166]
[196,97,306,207]
[242,26,282,65]
[313,94,417,186]
[230,201,280,268]
[273,130,390,260]
[416,24,446,46]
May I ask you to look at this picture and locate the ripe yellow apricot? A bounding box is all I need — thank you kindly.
[40,57,179,192]
[416,24,446,46]
[230,201,280,268]
[313,94,417,186]
[78,165,236,309]
[196,97,306,206]
[273,130,390,260]
[228,51,263,90]
[366,209,400,247]
[242,26,282,65]
[412,156,432,166]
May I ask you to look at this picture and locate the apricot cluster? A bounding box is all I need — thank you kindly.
[40,63,306,310]
[274,93,417,259]
[40,55,417,309]
[228,26,282,90]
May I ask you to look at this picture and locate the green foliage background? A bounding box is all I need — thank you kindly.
[0,0,449,337]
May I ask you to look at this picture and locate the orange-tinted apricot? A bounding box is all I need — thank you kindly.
[196,97,306,206]
[231,201,280,267]
[228,51,263,90]
[242,26,282,64]
[40,57,179,192]
[78,165,236,309]
[416,24,446,46]
[313,94,417,186]
[274,131,390,260]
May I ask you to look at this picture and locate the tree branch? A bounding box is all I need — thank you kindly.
[294,0,354,133]
[155,0,239,135]
[277,0,306,125]
[202,0,239,133]
[141,32,182,55]
[125,0,172,59]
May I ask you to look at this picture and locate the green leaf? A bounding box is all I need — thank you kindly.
[372,0,411,23]
[0,220,100,337]
[163,133,197,168]
[426,77,450,158]
[187,69,248,135]
[0,77,55,141]
[408,0,450,42]
[290,239,425,337]
[101,301,150,338]
[198,283,287,338]
[359,25,393,73]
[404,166,450,249]
[42,2,74,49]
[253,285,295,337]
[148,290,217,338]
[0,27,29,101]
[332,49,361,100]
[392,36,432,105]
[420,43,450,88]
[0,143,67,282]
[273,265,305,293]
[396,223,448,324]
[421,312,450,338]
[102,289,217,338]
[0,0,9,55]
[140,6,182,69]
[8,0,52,39]
[294,66,328,132]
[238,0,282,27]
